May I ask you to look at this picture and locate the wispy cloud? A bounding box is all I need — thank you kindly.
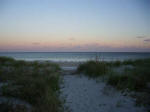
[68,37,75,41]
[1,42,150,52]
[144,39,150,42]
[136,36,146,38]
[32,42,40,45]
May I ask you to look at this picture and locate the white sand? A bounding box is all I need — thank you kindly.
[61,67,146,112]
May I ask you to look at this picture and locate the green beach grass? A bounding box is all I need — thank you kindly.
[77,58,150,91]
[0,57,62,112]
[77,58,150,108]
[107,58,150,91]
[77,61,108,77]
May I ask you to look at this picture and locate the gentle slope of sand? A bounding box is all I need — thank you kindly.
[60,65,146,112]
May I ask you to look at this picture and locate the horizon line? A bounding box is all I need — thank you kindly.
[0,51,150,53]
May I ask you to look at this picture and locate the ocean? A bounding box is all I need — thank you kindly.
[0,52,150,62]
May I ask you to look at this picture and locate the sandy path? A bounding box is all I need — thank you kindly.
[60,66,146,112]
[61,75,145,112]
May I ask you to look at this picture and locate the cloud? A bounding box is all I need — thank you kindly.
[69,37,75,41]
[1,42,150,52]
[75,45,81,48]
[32,42,40,45]
[136,36,146,38]
[144,39,150,42]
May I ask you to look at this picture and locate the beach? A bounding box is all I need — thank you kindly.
[1,0,149,111]
[0,57,150,112]
[60,61,149,112]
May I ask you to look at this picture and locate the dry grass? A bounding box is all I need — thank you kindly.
[0,57,62,112]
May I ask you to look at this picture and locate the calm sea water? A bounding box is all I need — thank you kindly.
[0,52,150,62]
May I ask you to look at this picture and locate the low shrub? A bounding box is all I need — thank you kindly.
[77,61,108,77]
[107,58,150,91]
[112,60,122,67]
[107,73,146,91]
[0,56,62,112]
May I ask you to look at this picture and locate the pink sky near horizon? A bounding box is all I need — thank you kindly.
[0,38,149,52]
[0,0,150,52]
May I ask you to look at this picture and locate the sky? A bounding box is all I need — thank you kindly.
[0,0,150,52]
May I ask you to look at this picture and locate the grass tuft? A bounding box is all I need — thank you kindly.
[107,58,150,91]
[0,56,62,112]
[77,61,108,77]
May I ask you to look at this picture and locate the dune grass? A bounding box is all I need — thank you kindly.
[77,60,108,77]
[0,57,62,112]
[77,58,150,91]
[107,58,150,91]
[77,58,150,108]
[106,59,150,108]
[107,72,146,91]
[107,58,150,67]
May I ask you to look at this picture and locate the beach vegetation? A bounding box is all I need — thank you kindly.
[77,60,108,77]
[0,56,62,112]
[107,58,150,91]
